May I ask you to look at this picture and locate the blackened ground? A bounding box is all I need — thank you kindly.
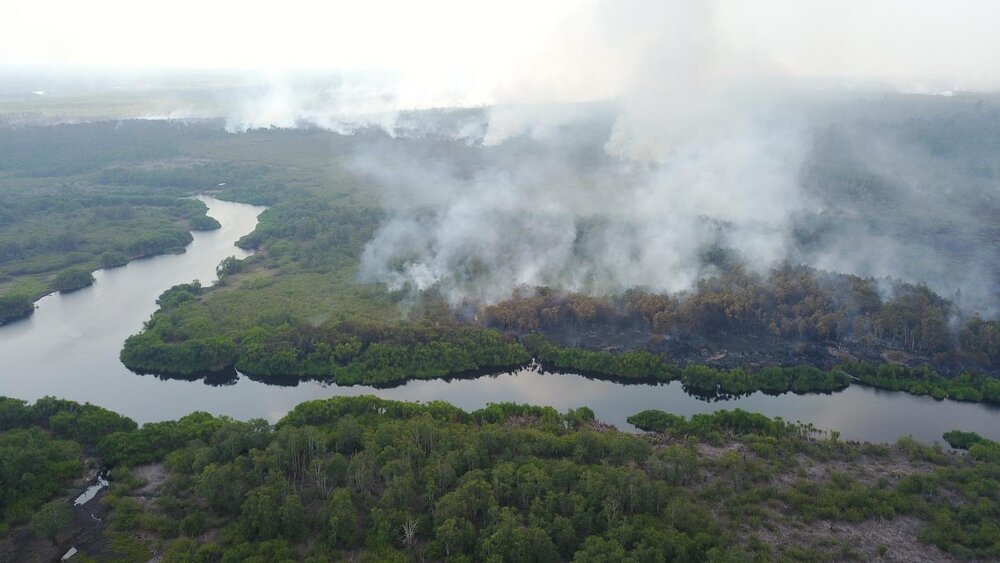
[537,324,997,377]
[0,465,110,563]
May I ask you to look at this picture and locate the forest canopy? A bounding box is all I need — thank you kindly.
[0,395,998,561]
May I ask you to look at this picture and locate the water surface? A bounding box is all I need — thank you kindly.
[1,197,997,445]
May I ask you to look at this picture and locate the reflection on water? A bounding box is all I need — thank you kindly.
[0,197,997,445]
[312,368,1000,445]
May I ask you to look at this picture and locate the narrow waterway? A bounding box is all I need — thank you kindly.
[0,196,997,445]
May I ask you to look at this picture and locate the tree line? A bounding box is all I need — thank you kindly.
[122,280,999,406]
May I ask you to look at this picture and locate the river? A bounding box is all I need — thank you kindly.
[1,196,997,445]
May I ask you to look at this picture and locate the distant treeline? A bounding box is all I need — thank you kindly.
[99,162,273,196]
[627,408,807,438]
[0,121,225,177]
[0,190,219,307]
[0,193,208,232]
[233,198,384,260]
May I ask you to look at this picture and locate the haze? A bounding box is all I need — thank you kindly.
[3,1,1000,94]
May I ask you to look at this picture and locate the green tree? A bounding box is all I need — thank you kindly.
[327,488,358,548]
[573,536,630,563]
[436,517,476,557]
[239,485,283,540]
[51,268,95,292]
[30,501,72,544]
[0,294,33,324]
[216,256,245,278]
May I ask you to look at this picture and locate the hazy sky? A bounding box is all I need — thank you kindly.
[2,0,998,93]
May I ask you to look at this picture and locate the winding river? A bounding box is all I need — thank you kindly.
[1,196,997,444]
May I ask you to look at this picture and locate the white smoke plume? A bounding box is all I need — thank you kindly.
[222,74,416,134]
[352,0,814,303]
[14,0,992,311]
[346,0,999,314]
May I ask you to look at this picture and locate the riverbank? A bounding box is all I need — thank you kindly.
[0,189,227,326]
[119,317,1000,409]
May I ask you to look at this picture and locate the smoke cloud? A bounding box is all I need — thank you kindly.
[352,0,810,303]
[346,0,999,315]
[10,0,996,313]
[354,113,809,304]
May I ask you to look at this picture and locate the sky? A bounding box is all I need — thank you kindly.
[2,0,999,96]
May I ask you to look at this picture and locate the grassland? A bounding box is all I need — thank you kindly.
[0,121,294,318]
[0,183,218,301]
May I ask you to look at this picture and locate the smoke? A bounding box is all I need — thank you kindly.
[346,0,999,315]
[350,0,815,304]
[353,112,810,303]
[794,105,1000,316]
[222,74,419,134]
[17,0,992,313]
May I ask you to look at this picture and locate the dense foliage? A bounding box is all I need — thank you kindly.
[843,362,1000,405]
[123,290,530,381]
[0,121,220,177]
[0,428,80,533]
[215,256,245,279]
[527,335,850,397]
[51,267,95,293]
[626,408,804,438]
[0,397,135,532]
[0,396,137,447]
[0,190,217,302]
[98,162,270,193]
[2,396,999,561]
[237,321,531,384]
[0,294,33,325]
[0,120,276,307]
[118,282,239,374]
[942,431,1000,463]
